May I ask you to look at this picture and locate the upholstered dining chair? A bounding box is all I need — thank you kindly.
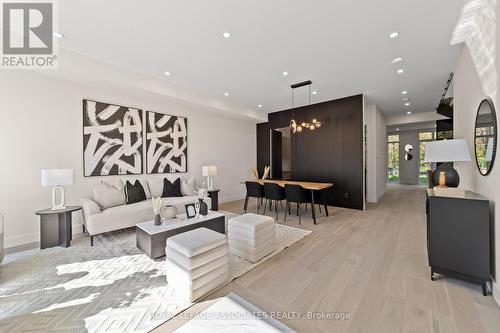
[263,183,286,220]
[284,184,312,224]
[244,181,265,214]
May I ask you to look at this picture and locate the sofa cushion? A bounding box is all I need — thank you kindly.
[162,178,182,197]
[125,180,147,204]
[148,178,163,197]
[166,227,227,258]
[92,180,126,209]
[181,176,196,196]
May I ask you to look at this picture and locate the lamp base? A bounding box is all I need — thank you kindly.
[50,186,66,210]
[431,164,460,188]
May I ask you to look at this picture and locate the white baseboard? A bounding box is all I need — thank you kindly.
[5,222,84,249]
[493,281,500,307]
[220,193,246,204]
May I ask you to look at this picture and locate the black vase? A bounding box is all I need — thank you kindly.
[431,164,460,187]
[198,199,208,215]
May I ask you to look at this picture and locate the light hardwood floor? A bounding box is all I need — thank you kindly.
[153,185,500,333]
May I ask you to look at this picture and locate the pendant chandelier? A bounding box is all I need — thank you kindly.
[289,80,321,134]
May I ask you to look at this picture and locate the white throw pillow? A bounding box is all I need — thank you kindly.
[92,179,126,209]
[181,176,196,196]
[148,178,164,197]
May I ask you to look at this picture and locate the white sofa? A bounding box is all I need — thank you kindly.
[80,177,211,245]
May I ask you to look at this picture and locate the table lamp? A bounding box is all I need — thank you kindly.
[424,139,471,187]
[41,168,75,210]
[202,165,218,189]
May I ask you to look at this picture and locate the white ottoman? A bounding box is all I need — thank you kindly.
[166,228,229,302]
[228,213,276,263]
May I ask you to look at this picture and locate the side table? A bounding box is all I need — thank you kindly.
[207,189,220,211]
[35,206,82,249]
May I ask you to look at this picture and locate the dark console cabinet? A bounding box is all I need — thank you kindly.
[426,189,491,295]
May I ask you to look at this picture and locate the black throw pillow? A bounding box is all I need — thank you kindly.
[125,180,147,204]
[162,178,183,197]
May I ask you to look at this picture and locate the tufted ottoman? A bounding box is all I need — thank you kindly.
[228,213,276,263]
[166,227,229,302]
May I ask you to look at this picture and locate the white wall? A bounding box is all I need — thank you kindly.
[365,104,387,203]
[454,45,500,304]
[0,70,256,248]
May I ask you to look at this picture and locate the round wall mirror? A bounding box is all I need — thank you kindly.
[474,98,497,176]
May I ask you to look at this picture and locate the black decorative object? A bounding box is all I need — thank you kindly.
[125,180,147,204]
[198,199,208,216]
[185,203,196,218]
[474,98,497,176]
[146,111,187,174]
[430,163,460,188]
[162,178,182,197]
[83,99,143,176]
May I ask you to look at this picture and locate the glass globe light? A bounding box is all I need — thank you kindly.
[315,122,321,128]
[309,124,315,130]
[297,126,303,132]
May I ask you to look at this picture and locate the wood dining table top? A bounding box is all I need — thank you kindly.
[240,179,333,191]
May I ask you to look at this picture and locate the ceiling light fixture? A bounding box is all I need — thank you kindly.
[223,32,231,38]
[164,71,171,76]
[404,102,411,106]
[53,32,64,38]
[258,104,262,108]
[407,111,412,115]
[312,91,317,95]
[396,128,400,131]
[403,98,409,101]
[389,32,399,39]
[224,92,229,96]
[289,80,321,134]
[391,57,403,64]
[397,69,404,74]
[402,90,408,95]
[282,71,289,76]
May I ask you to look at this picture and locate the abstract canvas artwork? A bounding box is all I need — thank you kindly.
[83,100,143,176]
[146,111,188,173]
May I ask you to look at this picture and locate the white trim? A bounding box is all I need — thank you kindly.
[493,281,500,307]
[220,193,246,203]
[5,222,84,248]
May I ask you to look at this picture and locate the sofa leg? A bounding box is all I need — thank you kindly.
[90,235,94,247]
[83,224,86,234]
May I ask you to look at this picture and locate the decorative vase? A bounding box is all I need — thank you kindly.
[161,205,177,220]
[154,214,161,226]
[199,199,208,216]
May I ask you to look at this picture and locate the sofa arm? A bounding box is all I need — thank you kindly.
[80,198,101,224]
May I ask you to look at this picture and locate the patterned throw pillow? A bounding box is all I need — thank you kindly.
[162,178,183,197]
[125,180,147,204]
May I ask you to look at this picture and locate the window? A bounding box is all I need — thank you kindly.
[387,134,399,183]
[419,131,435,185]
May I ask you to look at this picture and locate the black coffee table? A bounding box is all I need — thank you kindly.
[136,211,226,259]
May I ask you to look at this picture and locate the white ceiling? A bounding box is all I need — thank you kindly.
[58,0,465,116]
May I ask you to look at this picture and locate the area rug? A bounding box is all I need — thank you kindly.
[0,222,310,332]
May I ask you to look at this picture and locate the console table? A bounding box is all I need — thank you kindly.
[35,206,82,249]
[426,189,491,295]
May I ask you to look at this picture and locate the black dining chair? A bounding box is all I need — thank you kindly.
[284,184,312,224]
[244,181,265,213]
[263,183,286,220]
[314,189,330,217]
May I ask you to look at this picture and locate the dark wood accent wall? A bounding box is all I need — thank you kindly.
[256,94,364,210]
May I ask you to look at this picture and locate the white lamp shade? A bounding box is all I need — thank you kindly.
[41,169,75,187]
[202,165,218,177]
[424,139,472,163]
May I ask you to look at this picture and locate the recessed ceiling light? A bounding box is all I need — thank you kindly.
[404,102,411,106]
[407,111,412,115]
[396,128,400,131]
[402,90,408,95]
[282,71,288,76]
[397,69,404,74]
[223,32,231,38]
[312,91,317,95]
[164,71,171,76]
[389,32,399,39]
[224,92,229,96]
[258,104,262,108]
[403,98,409,101]
[53,32,64,38]
[391,57,403,64]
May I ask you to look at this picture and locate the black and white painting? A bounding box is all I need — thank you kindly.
[83,100,143,176]
[146,111,187,173]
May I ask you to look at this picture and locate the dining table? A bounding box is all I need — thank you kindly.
[240,179,334,224]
